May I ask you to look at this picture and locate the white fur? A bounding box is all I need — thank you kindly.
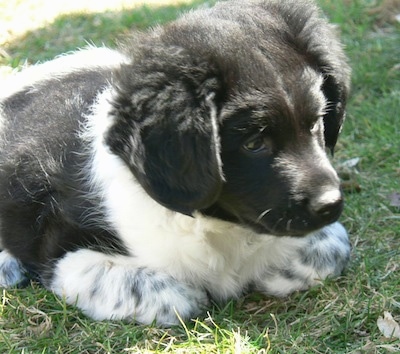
[256,222,350,296]
[206,92,225,180]
[51,249,210,325]
[0,47,128,100]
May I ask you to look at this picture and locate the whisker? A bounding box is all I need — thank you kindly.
[286,219,292,231]
[256,209,272,223]
[272,217,284,233]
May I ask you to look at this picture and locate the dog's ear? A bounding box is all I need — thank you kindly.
[304,18,351,153]
[321,70,350,154]
[106,46,224,216]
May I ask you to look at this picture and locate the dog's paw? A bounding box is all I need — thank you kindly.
[258,222,350,297]
[0,250,27,287]
[132,270,210,326]
[50,249,209,326]
[296,221,350,278]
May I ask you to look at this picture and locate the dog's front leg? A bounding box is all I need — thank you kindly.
[255,222,351,297]
[0,250,27,287]
[47,249,209,325]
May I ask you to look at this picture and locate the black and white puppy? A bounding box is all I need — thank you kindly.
[0,0,351,325]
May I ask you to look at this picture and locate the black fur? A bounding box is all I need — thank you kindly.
[0,70,127,278]
[106,0,350,234]
[107,44,225,215]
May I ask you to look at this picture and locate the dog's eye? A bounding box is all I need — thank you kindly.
[311,118,323,134]
[242,136,270,153]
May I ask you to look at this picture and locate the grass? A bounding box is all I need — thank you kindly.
[1,0,400,352]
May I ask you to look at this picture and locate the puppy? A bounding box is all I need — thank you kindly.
[0,0,351,325]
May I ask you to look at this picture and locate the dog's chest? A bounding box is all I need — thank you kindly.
[86,100,274,297]
[98,159,268,295]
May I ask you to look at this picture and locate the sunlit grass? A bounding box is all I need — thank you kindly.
[0,0,196,45]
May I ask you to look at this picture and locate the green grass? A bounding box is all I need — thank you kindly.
[1,0,211,67]
[1,0,400,353]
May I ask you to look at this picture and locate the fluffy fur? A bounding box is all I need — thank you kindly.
[0,0,351,325]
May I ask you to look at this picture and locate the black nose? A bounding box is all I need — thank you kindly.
[309,189,343,222]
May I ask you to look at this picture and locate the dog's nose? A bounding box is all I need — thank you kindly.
[309,189,343,222]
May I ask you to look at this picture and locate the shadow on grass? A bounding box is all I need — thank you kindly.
[2,0,215,67]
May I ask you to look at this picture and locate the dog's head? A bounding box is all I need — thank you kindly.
[106,0,351,236]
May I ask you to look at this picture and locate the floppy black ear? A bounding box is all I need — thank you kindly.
[321,71,350,154]
[300,11,351,153]
[106,46,224,215]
